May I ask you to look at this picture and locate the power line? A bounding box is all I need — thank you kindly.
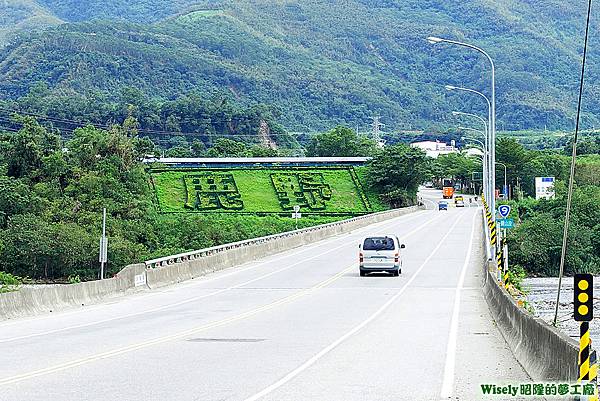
[553,0,593,327]
[0,108,303,138]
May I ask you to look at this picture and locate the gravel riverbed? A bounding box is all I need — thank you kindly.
[523,277,600,350]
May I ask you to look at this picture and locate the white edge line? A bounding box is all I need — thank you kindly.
[439,211,477,398]
[243,211,467,401]
[0,211,442,384]
[0,211,433,341]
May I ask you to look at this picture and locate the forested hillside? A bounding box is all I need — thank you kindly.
[0,0,61,44]
[1,0,599,132]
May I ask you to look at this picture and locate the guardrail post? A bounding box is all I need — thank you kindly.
[496,245,503,284]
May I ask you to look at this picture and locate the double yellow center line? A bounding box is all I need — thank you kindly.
[0,210,446,386]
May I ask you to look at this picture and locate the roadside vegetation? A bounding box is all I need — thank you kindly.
[494,139,600,277]
[0,118,352,282]
[0,271,22,293]
[1,110,597,282]
[0,117,430,282]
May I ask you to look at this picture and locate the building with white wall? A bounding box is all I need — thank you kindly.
[410,140,458,158]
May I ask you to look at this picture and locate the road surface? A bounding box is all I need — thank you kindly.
[0,192,528,401]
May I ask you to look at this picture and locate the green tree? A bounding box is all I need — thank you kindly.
[366,145,428,207]
[5,117,60,179]
[306,126,376,157]
[206,138,248,157]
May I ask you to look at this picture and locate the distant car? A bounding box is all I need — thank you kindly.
[454,196,464,204]
[359,235,405,277]
[456,200,465,207]
[438,201,448,211]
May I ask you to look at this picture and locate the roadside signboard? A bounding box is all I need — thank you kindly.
[292,212,302,219]
[498,218,514,229]
[99,237,108,263]
[535,177,555,200]
[498,205,511,218]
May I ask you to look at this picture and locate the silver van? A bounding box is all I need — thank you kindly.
[359,235,406,276]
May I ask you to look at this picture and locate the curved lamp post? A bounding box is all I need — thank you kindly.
[460,134,487,199]
[429,36,497,223]
[452,111,491,203]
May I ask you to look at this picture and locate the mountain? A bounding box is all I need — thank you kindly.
[35,0,202,23]
[0,0,599,132]
[1,0,62,44]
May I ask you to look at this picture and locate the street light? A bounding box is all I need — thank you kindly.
[461,136,487,198]
[462,136,486,150]
[446,85,493,204]
[452,111,490,203]
[445,85,492,132]
[496,161,509,200]
[429,36,497,224]
[427,36,444,44]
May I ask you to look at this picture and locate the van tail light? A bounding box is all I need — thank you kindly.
[394,252,399,263]
[359,253,364,263]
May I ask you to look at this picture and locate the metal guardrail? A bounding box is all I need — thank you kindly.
[144,207,415,269]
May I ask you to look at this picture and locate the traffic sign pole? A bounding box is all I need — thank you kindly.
[99,208,107,280]
[293,205,300,230]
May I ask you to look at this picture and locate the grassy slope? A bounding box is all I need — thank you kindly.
[1,1,599,131]
[151,168,371,214]
[354,166,388,212]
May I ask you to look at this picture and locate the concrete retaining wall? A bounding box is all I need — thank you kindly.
[480,215,580,381]
[0,207,421,320]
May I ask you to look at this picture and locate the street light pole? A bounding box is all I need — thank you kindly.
[460,133,487,197]
[496,161,508,200]
[446,85,493,208]
[452,111,490,203]
[429,36,497,223]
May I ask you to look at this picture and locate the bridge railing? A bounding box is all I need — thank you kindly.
[144,207,419,269]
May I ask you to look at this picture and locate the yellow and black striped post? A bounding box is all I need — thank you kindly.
[575,274,597,400]
[501,238,509,288]
[579,322,599,400]
[580,322,592,382]
[489,220,497,246]
[496,247,503,283]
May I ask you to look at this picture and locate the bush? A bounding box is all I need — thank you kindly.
[0,271,22,293]
[508,185,600,276]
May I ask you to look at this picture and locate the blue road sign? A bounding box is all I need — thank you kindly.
[498,205,511,218]
[498,218,515,229]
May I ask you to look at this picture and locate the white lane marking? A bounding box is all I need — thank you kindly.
[0,263,356,386]
[421,198,438,210]
[243,211,466,401]
[0,211,428,329]
[168,210,429,293]
[0,210,443,384]
[440,210,478,399]
[0,211,437,343]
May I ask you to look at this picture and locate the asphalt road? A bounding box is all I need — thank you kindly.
[0,190,529,401]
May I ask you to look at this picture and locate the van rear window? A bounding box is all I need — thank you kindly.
[363,237,395,251]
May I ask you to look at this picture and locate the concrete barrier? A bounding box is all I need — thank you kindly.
[480,213,580,381]
[0,264,146,320]
[0,207,422,320]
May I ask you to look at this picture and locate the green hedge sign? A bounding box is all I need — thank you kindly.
[150,167,372,215]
